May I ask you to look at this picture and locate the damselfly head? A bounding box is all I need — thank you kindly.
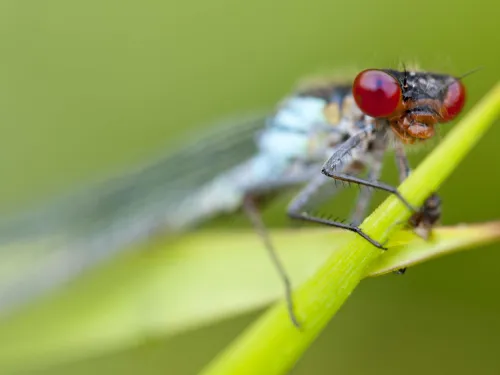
[352,69,467,144]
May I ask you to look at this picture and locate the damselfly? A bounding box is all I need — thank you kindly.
[0,68,468,324]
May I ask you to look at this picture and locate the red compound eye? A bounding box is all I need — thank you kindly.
[442,80,466,122]
[352,69,402,117]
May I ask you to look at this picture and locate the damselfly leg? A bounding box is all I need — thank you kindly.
[393,193,442,274]
[289,127,416,250]
[243,195,301,328]
[322,130,416,212]
[321,171,416,213]
[243,169,347,328]
[408,193,441,239]
[393,143,442,274]
[287,176,387,249]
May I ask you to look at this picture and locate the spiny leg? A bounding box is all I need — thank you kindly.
[393,143,442,274]
[287,174,387,250]
[241,165,328,327]
[321,170,416,213]
[288,127,395,249]
[243,169,347,327]
[243,195,301,328]
[288,128,391,250]
[395,194,442,274]
[322,129,416,213]
[394,142,442,237]
[408,193,442,240]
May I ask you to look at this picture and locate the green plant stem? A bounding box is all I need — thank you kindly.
[200,82,500,375]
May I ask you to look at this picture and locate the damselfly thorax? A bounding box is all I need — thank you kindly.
[0,68,467,323]
[169,88,379,230]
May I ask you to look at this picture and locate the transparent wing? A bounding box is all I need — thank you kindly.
[0,112,268,314]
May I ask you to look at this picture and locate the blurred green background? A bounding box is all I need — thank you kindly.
[1,0,499,374]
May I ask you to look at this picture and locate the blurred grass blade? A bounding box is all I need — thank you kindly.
[1,222,500,373]
[200,82,500,375]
